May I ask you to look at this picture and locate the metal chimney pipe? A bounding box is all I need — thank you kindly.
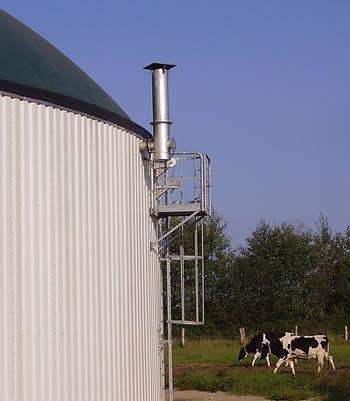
[144,63,176,161]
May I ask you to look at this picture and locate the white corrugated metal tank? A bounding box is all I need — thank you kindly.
[0,94,163,401]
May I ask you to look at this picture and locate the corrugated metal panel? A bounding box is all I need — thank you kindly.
[0,94,163,401]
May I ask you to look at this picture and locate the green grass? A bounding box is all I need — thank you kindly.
[172,340,350,401]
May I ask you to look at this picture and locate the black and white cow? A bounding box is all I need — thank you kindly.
[262,334,336,374]
[237,332,293,367]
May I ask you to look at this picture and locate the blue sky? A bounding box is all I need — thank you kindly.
[3,1,350,246]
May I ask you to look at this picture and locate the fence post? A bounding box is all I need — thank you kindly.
[239,328,246,345]
[345,326,348,341]
[181,327,185,347]
[295,325,298,336]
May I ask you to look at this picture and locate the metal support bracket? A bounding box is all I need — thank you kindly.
[151,211,199,250]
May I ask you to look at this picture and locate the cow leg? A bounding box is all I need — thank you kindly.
[289,359,296,375]
[273,357,287,374]
[252,351,261,367]
[325,354,336,371]
[266,354,271,367]
[287,358,297,365]
[317,353,325,373]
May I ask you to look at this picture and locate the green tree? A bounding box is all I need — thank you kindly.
[168,214,350,338]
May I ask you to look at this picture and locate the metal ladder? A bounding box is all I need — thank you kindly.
[150,152,212,401]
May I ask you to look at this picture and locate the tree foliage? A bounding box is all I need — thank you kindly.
[173,213,350,338]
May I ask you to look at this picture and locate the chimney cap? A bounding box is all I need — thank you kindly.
[143,63,176,71]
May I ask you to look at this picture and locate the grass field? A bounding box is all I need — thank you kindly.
[172,339,350,401]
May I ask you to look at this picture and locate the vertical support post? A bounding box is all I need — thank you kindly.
[180,245,185,323]
[345,325,348,341]
[208,156,212,214]
[239,328,246,345]
[167,258,173,401]
[160,254,165,392]
[180,156,183,204]
[201,220,205,323]
[181,327,185,347]
[157,206,166,394]
[295,325,298,336]
[195,219,199,323]
[200,154,205,208]
[166,217,174,401]
[193,154,197,201]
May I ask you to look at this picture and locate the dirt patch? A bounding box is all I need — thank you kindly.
[170,390,270,401]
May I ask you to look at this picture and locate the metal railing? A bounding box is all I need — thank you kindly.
[152,152,212,217]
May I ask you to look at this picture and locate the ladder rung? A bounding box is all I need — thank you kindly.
[168,320,204,326]
[160,255,203,261]
[156,185,180,190]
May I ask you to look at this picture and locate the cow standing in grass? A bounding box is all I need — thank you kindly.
[237,332,293,367]
[262,334,336,374]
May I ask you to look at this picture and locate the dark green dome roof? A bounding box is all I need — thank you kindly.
[0,10,150,139]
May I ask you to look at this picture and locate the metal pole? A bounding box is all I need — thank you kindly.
[201,220,205,323]
[180,156,183,204]
[165,214,174,401]
[160,285,165,393]
[207,155,212,214]
[153,154,166,395]
[167,257,173,401]
[180,245,185,323]
[195,219,199,323]
[200,154,205,208]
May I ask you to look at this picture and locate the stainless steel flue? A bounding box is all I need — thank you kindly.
[144,63,176,161]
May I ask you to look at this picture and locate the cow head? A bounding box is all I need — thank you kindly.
[238,347,248,361]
